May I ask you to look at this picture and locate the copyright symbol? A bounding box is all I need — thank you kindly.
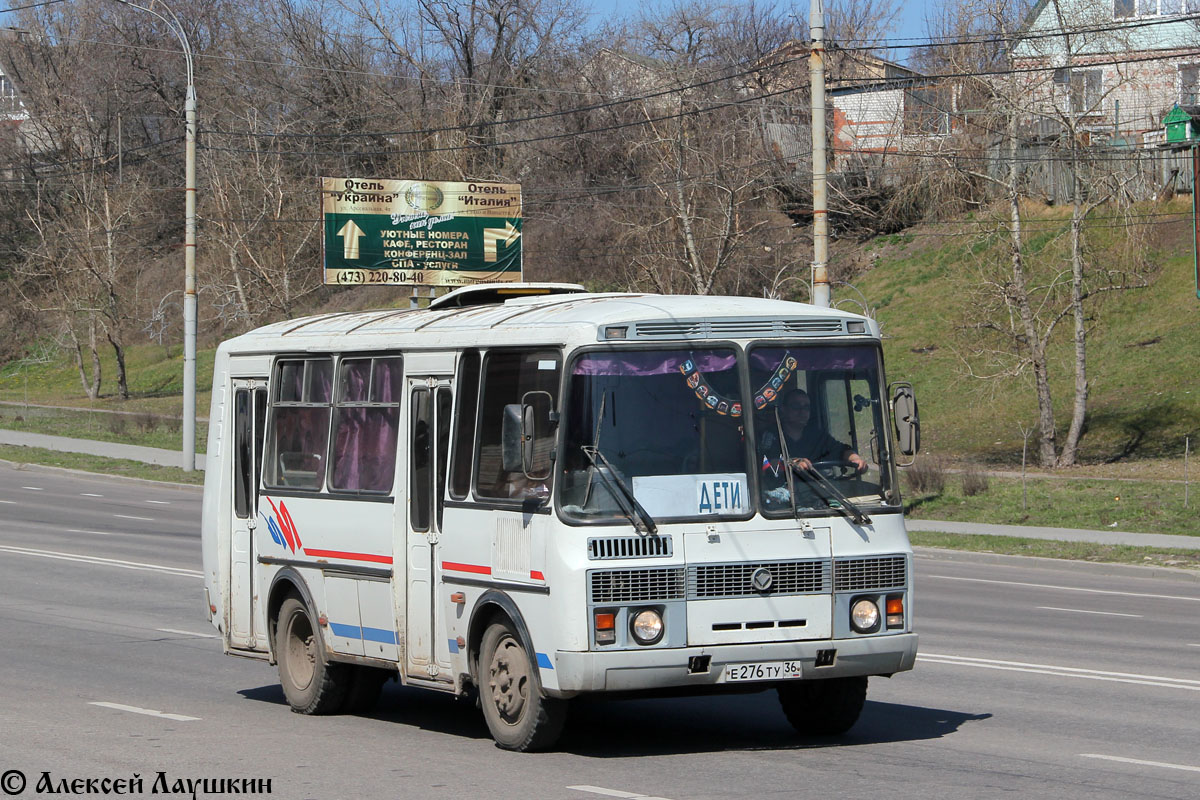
[0,770,24,796]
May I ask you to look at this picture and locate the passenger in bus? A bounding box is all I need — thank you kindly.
[759,388,867,480]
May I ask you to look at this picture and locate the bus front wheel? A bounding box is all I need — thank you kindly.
[777,676,867,736]
[275,596,348,715]
[479,621,567,751]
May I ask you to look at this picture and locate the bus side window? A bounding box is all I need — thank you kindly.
[449,350,481,499]
[475,349,560,500]
[264,358,333,491]
[234,389,252,518]
[330,356,402,494]
[436,387,452,528]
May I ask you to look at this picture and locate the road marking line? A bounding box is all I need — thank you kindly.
[569,788,673,800]
[113,514,154,522]
[928,575,1200,603]
[1188,644,1200,648]
[1081,754,1200,773]
[156,628,218,639]
[81,493,103,497]
[66,529,114,537]
[1037,606,1143,618]
[145,500,170,505]
[22,486,43,491]
[920,653,1200,690]
[0,499,14,504]
[89,702,199,722]
[0,544,202,578]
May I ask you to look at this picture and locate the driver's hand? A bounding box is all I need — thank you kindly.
[790,457,813,471]
[849,453,868,474]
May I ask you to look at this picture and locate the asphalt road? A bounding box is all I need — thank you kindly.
[0,463,1197,800]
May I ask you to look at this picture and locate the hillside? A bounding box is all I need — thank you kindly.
[859,198,1199,467]
[1,200,1197,470]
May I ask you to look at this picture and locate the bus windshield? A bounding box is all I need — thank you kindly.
[560,348,749,522]
[750,344,899,517]
[558,343,900,524]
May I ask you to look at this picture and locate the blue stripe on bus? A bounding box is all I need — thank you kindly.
[329,622,360,639]
[329,622,398,645]
[361,626,398,645]
[448,638,460,654]
[536,652,554,670]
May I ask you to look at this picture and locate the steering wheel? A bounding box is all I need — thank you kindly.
[806,460,861,479]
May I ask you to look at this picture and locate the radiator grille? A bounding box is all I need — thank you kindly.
[633,318,845,340]
[588,535,673,560]
[588,567,686,603]
[833,555,908,592]
[688,560,830,598]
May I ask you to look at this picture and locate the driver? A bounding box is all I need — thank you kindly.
[759,388,868,479]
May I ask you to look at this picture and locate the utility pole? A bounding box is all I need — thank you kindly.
[116,0,198,470]
[810,0,830,307]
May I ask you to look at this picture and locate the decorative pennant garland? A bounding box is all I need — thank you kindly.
[677,351,798,418]
[753,353,798,411]
[678,358,742,417]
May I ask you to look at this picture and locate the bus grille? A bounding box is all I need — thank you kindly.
[688,560,830,598]
[588,535,673,560]
[833,555,908,592]
[588,567,686,603]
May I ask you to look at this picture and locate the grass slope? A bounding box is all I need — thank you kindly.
[858,199,1200,466]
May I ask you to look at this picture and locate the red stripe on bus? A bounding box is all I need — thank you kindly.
[442,561,492,575]
[303,549,393,564]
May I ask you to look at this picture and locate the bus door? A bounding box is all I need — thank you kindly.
[405,377,453,680]
[229,377,267,650]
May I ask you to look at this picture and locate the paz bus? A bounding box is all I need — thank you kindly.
[200,283,921,751]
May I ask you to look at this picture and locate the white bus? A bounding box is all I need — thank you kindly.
[200,283,921,751]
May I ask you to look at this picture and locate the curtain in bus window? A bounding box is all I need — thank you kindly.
[331,407,399,492]
[572,351,737,376]
[372,358,402,403]
[339,360,370,402]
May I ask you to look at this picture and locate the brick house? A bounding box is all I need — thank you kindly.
[1012,0,1200,146]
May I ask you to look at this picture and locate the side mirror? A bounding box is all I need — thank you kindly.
[500,393,556,479]
[520,391,555,480]
[890,382,920,462]
[501,404,523,472]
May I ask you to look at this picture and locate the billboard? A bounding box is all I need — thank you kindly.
[321,177,522,286]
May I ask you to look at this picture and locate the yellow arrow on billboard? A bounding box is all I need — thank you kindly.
[482,222,521,263]
[337,220,365,260]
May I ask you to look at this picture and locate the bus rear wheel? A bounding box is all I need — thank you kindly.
[275,596,348,715]
[777,676,868,736]
[479,621,567,751]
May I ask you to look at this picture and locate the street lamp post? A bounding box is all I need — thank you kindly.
[115,0,197,471]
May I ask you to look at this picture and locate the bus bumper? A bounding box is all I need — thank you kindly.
[549,633,918,695]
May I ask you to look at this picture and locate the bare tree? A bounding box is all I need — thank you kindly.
[936,0,1149,466]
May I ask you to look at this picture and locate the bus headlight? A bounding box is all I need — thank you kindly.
[850,598,881,633]
[630,608,664,645]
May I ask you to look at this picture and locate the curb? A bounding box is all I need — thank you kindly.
[0,457,203,491]
[913,546,1200,582]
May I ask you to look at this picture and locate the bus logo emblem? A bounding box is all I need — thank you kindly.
[751,568,774,593]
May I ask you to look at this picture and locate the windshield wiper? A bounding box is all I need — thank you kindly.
[580,446,658,535]
[789,462,873,526]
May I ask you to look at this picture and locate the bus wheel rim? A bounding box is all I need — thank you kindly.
[488,634,529,724]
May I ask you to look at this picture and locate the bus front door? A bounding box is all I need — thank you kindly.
[229,377,267,650]
[405,378,453,681]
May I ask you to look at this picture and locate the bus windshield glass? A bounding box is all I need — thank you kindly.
[560,348,750,522]
[749,344,899,517]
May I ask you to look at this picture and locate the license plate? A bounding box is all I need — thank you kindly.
[721,660,803,683]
